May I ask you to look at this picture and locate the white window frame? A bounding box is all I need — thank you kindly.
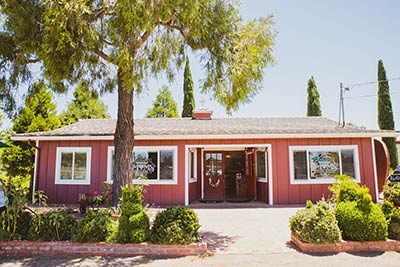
[55,147,91,185]
[289,145,360,184]
[188,149,197,183]
[256,148,269,182]
[107,146,178,185]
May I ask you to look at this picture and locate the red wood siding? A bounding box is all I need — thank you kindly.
[37,137,377,206]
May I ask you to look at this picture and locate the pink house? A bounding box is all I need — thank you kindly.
[13,111,394,206]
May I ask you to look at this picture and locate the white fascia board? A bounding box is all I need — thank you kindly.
[11,132,399,141]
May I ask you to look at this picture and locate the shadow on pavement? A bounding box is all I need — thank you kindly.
[200,230,239,253]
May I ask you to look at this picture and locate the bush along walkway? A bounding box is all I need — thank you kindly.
[0,184,206,257]
[289,175,400,253]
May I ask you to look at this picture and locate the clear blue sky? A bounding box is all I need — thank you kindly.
[52,1,400,130]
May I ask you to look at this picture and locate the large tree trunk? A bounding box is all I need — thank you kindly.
[112,67,135,206]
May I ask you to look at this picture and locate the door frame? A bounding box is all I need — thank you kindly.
[184,144,273,206]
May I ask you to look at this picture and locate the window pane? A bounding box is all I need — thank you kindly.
[256,151,266,178]
[189,151,195,178]
[60,152,73,180]
[294,151,307,179]
[341,150,355,178]
[74,152,87,180]
[309,151,340,179]
[133,151,158,180]
[160,150,174,180]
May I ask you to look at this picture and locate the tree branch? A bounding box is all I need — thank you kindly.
[134,28,154,51]
[94,49,110,62]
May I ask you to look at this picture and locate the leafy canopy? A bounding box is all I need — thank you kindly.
[146,86,178,118]
[60,80,110,126]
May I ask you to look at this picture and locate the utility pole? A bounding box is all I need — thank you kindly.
[338,83,349,127]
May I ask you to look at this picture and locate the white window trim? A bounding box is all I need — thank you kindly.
[189,149,197,183]
[256,148,268,182]
[107,146,178,185]
[55,147,91,185]
[289,145,360,185]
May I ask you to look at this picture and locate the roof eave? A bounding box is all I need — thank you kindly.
[11,132,398,141]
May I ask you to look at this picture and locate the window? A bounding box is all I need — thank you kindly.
[290,145,359,184]
[256,149,268,180]
[188,149,197,182]
[107,146,177,184]
[55,147,91,185]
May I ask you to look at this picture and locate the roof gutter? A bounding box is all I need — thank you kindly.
[11,132,399,141]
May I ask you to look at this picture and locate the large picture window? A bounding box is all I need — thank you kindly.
[289,145,359,184]
[55,147,91,185]
[107,146,177,184]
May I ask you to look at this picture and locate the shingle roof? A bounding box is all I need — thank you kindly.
[12,117,398,140]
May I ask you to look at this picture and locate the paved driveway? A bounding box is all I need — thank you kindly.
[196,207,299,254]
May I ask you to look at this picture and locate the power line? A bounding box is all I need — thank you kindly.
[349,77,400,90]
[344,91,400,100]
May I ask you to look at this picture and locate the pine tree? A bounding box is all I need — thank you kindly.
[182,57,195,117]
[146,86,179,118]
[60,81,110,126]
[377,59,398,169]
[306,76,322,116]
[1,81,60,179]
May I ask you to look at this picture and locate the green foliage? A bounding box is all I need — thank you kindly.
[388,208,400,240]
[60,81,110,126]
[28,210,76,241]
[377,59,398,168]
[381,200,395,220]
[383,182,400,207]
[306,76,321,116]
[1,82,60,179]
[289,200,341,244]
[146,86,179,118]
[329,175,371,210]
[335,201,388,241]
[150,206,201,245]
[72,210,114,243]
[0,175,30,240]
[117,186,149,243]
[182,57,195,118]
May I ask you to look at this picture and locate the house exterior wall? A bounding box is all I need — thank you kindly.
[36,137,377,205]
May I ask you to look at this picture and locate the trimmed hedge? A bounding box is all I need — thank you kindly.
[72,210,114,243]
[290,200,341,244]
[150,207,200,245]
[388,208,400,240]
[383,182,400,207]
[335,201,388,241]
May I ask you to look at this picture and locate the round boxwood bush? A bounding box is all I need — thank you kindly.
[388,208,400,240]
[150,206,200,245]
[383,182,400,207]
[335,201,388,241]
[381,200,394,220]
[329,175,371,204]
[72,210,114,243]
[290,200,341,244]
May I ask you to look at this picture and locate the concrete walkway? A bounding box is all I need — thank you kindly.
[196,207,298,254]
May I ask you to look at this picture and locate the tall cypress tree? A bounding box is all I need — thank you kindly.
[306,76,322,116]
[182,57,195,117]
[377,59,398,169]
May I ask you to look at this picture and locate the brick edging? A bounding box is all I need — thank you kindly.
[291,234,400,253]
[0,241,207,257]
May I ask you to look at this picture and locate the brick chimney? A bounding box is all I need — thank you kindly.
[192,109,213,120]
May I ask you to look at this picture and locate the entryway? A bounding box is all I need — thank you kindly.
[203,150,255,202]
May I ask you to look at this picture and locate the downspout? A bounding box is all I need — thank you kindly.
[27,140,40,203]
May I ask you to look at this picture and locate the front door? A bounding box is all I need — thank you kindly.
[204,152,225,200]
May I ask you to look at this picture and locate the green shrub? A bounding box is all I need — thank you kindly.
[289,200,341,244]
[150,206,200,245]
[329,175,371,206]
[381,200,395,220]
[116,185,149,243]
[383,182,400,206]
[388,208,400,240]
[335,201,388,241]
[28,210,76,241]
[72,210,114,243]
